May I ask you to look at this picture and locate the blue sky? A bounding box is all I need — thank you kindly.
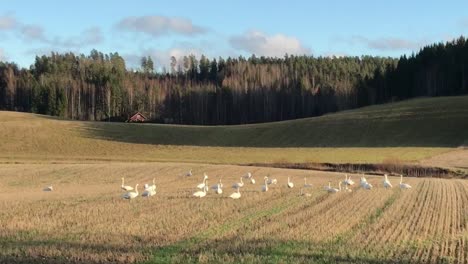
[1,0,468,69]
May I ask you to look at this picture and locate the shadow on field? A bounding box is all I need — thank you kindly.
[77,98,468,148]
[0,238,145,264]
[151,237,413,264]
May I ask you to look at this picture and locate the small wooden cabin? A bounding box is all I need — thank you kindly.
[126,112,147,122]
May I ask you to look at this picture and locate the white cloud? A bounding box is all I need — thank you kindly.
[20,24,47,41]
[58,27,104,47]
[229,30,311,57]
[116,15,206,37]
[346,35,429,51]
[0,14,17,30]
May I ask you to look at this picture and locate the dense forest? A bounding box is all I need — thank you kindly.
[0,37,467,125]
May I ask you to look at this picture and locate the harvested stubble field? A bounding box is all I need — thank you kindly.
[0,162,466,263]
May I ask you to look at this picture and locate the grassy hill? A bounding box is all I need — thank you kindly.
[1,96,467,164]
[86,95,468,148]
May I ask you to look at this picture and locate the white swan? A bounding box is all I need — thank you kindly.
[215,183,223,194]
[327,181,341,193]
[303,177,313,188]
[343,174,355,186]
[121,177,133,191]
[347,175,355,185]
[43,186,53,192]
[383,174,393,189]
[232,177,244,189]
[399,175,412,189]
[122,184,139,199]
[211,179,223,190]
[262,177,269,192]
[151,178,156,190]
[144,178,156,192]
[287,177,294,188]
[363,182,373,189]
[193,180,208,198]
[267,177,277,185]
[197,173,209,189]
[360,176,368,187]
[142,185,157,197]
[229,187,241,199]
[243,172,255,184]
[186,169,193,177]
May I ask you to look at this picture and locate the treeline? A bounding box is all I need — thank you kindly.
[0,36,467,125]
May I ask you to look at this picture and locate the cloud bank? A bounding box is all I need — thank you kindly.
[116,15,206,37]
[229,30,311,57]
[346,35,429,51]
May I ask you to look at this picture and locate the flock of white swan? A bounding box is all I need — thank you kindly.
[109,170,412,200]
[42,170,412,199]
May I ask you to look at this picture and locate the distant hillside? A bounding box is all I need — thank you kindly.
[0,96,467,164]
[83,95,468,148]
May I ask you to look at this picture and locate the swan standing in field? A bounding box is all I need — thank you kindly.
[122,184,139,199]
[232,177,244,189]
[360,176,368,187]
[193,181,208,198]
[250,176,256,184]
[287,177,294,188]
[267,176,277,185]
[327,181,341,193]
[215,183,223,194]
[363,182,373,190]
[399,175,412,189]
[43,186,53,192]
[142,179,156,197]
[186,169,193,177]
[244,172,256,184]
[145,178,156,192]
[383,174,393,189]
[360,176,373,189]
[347,175,355,185]
[121,177,134,191]
[303,177,313,188]
[229,187,241,199]
[142,185,157,197]
[150,178,156,191]
[343,174,355,186]
[211,178,223,190]
[262,177,269,192]
[197,173,209,189]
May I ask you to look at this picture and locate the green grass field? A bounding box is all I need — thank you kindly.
[1,96,468,165]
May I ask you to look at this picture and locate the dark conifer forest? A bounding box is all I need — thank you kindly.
[0,37,467,125]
